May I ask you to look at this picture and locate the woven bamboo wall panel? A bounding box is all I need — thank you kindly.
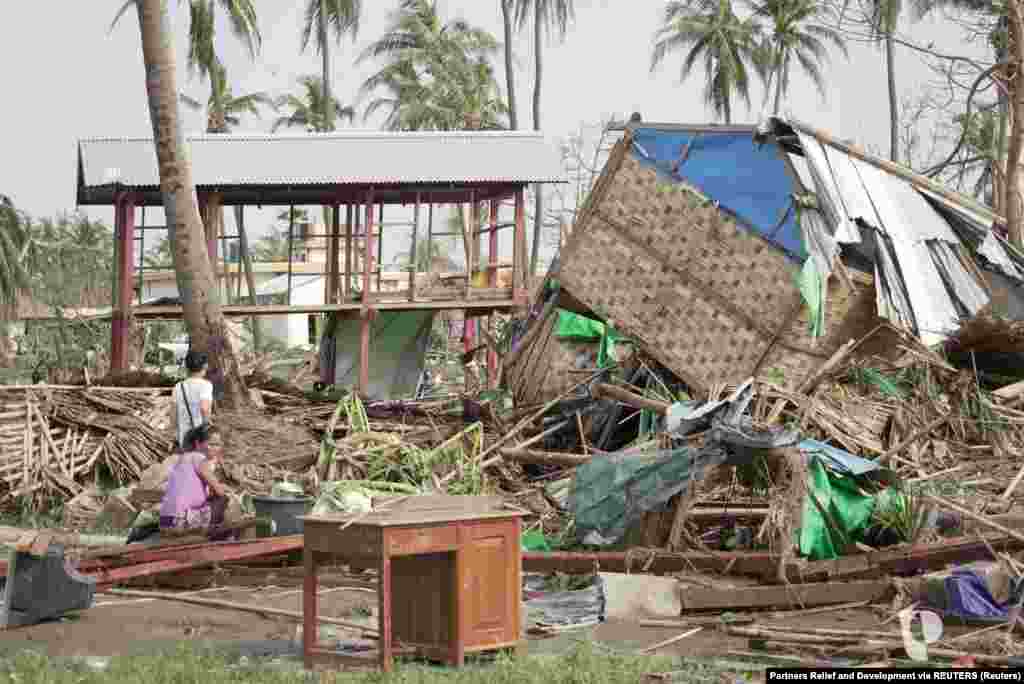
[597,156,798,330]
[559,150,805,391]
[503,308,601,405]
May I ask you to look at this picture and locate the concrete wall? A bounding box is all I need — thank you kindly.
[264,280,323,349]
[139,273,277,302]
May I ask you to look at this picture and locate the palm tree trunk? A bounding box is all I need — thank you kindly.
[772,51,785,115]
[319,3,335,271]
[234,205,260,352]
[135,0,249,408]
[529,2,544,276]
[885,32,899,163]
[501,0,518,130]
[320,1,333,133]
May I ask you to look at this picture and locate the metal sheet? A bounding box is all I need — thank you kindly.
[978,232,1024,280]
[821,144,881,228]
[929,242,989,317]
[794,133,861,244]
[848,158,960,243]
[918,187,994,231]
[78,131,567,188]
[889,238,962,345]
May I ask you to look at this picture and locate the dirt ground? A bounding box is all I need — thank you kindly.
[0,585,959,663]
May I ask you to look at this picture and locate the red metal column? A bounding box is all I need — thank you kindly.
[513,189,528,304]
[487,200,500,387]
[110,194,136,373]
[359,192,375,395]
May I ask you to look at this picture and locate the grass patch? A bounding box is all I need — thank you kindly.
[0,642,751,684]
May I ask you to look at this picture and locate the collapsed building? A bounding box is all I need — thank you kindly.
[538,116,1024,394]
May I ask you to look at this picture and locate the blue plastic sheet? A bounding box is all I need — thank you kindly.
[630,128,805,261]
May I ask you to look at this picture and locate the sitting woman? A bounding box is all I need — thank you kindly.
[159,424,231,538]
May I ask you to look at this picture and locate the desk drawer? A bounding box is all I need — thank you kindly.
[387,525,457,555]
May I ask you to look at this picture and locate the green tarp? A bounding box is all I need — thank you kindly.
[554,309,627,368]
[799,457,900,560]
[569,444,727,545]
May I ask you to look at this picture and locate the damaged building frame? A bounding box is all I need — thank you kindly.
[551,115,1024,394]
[75,131,567,397]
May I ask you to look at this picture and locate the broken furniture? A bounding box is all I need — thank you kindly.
[300,495,524,672]
[1,534,95,628]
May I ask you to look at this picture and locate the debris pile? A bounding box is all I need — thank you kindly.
[0,386,172,508]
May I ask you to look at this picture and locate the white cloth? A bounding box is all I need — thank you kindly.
[173,378,213,447]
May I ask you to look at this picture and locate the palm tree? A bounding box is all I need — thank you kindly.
[301,0,361,133]
[514,0,574,275]
[0,195,29,319]
[500,0,519,129]
[358,0,503,130]
[181,60,274,349]
[272,75,356,133]
[112,0,260,82]
[130,0,250,408]
[180,62,275,134]
[651,0,759,125]
[863,0,904,162]
[750,0,847,116]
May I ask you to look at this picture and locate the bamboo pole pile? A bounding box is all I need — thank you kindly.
[0,386,172,508]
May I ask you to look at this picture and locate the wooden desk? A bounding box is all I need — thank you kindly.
[300,496,524,672]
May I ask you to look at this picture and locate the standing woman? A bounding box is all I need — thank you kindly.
[170,350,214,453]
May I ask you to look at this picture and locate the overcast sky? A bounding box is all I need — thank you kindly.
[0,0,985,267]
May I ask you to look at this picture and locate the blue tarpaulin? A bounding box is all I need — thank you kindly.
[630,128,806,261]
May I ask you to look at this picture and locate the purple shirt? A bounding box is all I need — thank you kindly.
[159,451,209,518]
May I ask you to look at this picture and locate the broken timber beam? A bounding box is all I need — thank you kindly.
[0,536,303,583]
[499,448,591,467]
[796,533,1024,582]
[522,550,791,579]
[592,383,670,415]
[679,580,892,611]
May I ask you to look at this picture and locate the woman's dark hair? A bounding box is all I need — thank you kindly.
[185,350,208,373]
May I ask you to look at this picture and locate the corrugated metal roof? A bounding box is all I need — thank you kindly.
[78,131,567,188]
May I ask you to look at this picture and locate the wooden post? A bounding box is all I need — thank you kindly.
[463,194,478,366]
[487,199,500,388]
[110,194,136,374]
[343,203,353,300]
[286,204,295,306]
[219,203,230,304]
[327,201,341,304]
[426,201,434,274]
[360,192,375,395]
[376,203,384,294]
[513,188,527,304]
[409,192,420,301]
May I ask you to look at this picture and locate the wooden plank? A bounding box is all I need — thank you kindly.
[798,533,1024,582]
[103,588,376,633]
[592,383,671,415]
[499,448,591,467]
[523,551,788,579]
[679,580,892,611]
[131,298,522,318]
